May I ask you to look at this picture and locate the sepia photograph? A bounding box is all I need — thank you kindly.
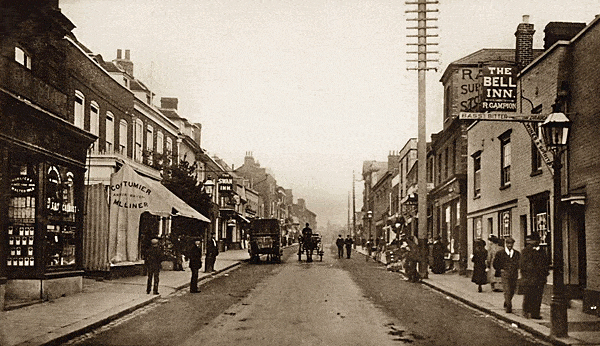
[1,0,600,345]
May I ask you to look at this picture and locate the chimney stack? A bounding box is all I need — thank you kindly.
[544,22,586,50]
[160,97,178,110]
[114,49,134,76]
[515,15,535,71]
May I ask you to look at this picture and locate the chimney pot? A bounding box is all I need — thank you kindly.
[125,50,130,60]
[117,49,122,59]
[522,15,530,23]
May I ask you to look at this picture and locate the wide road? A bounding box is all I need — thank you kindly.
[67,245,547,346]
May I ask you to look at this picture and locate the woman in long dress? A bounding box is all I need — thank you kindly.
[487,235,503,292]
[471,239,488,292]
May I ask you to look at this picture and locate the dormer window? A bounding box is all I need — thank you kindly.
[15,47,31,69]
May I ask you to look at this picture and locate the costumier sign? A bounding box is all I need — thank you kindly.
[481,65,517,112]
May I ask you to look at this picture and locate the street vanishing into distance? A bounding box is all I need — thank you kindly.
[65,245,547,346]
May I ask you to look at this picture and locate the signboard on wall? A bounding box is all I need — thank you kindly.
[455,67,482,116]
[481,65,518,112]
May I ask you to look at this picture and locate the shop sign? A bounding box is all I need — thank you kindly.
[481,65,517,112]
[10,176,35,193]
[455,67,482,115]
[218,176,233,192]
[459,112,547,122]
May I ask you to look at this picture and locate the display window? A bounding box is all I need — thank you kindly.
[6,161,37,269]
[44,164,79,268]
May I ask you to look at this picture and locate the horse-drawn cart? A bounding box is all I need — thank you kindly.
[248,218,282,263]
[298,233,324,262]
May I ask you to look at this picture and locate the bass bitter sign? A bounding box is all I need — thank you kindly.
[459,112,547,122]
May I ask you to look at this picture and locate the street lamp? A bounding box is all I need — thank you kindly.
[367,210,373,240]
[203,179,215,199]
[541,110,572,338]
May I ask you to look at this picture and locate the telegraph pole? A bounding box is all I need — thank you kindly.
[406,0,438,279]
[352,170,357,247]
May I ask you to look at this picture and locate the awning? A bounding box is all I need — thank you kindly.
[108,164,210,263]
[143,176,210,222]
[237,214,251,223]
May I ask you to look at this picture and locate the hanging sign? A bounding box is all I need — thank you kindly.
[481,65,517,112]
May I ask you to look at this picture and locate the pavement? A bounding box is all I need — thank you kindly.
[0,249,251,346]
[2,246,599,346]
[354,246,600,346]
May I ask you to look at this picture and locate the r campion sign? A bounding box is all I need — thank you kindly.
[481,65,517,112]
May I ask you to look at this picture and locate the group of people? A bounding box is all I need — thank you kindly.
[470,233,549,319]
[335,234,354,259]
[144,233,220,295]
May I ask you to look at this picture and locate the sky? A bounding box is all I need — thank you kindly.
[59,0,599,229]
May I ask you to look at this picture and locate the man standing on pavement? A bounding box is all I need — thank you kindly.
[302,223,313,262]
[519,233,549,319]
[336,234,345,259]
[186,239,203,293]
[205,233,219,272]
[493,236,520,313]
[145,238,162,295]
[345,234,354,259]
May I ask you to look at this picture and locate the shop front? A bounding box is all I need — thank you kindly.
[0,92,96,306]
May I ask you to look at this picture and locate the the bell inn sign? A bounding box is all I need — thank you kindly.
[481,65,517,112]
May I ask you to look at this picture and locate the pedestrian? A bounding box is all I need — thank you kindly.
[431,236,445,274]
[471,239,488,292]
[186,239,203,293]
[145,238,162,295]
[344,234,354,259]
[519,233,549,319]
[366,237,374,261]
[336,234,345,258]
[493,236,520,313]
[205,233,219,272]
[487,235,503,292]
[402,234,420,282]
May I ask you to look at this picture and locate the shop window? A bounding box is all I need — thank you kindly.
[45,166,78,268]
[15,46,31,69]
[7,162,37,270]
[499,209,511,237]
[106,111,114,153]
[119,119,128,156]
[74,91,85,129]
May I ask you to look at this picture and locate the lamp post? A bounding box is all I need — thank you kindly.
[541,111,572,338]
[367,210,373,240]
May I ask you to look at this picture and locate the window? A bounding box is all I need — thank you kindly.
[473,216,483,240]
[146,125,154,165]
[105,112,114,153]
[499,209,511,237]
[500,131,511,187]
[437,153,442,184]
[89,102,99,152]
[156,131,163,154]
[166,137,173,165]
[74,91,85,129]
[15,47,31,69]
[444,148,449,180]
[119,119,128,155]
[473,151,481,197]
[134,119,143,162]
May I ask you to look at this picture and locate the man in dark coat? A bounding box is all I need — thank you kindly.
[301,223,313,262]
[344,234,354,259]
[186,239,203,293]
[431,236,446,274]
[145,238,162,295]
[205,233,219,272]
[519,233,549,319]
[335,235,345,258]
[493,236,520,313]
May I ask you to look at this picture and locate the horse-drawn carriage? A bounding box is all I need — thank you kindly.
[248,218,282,263]
[298,233,324,262]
